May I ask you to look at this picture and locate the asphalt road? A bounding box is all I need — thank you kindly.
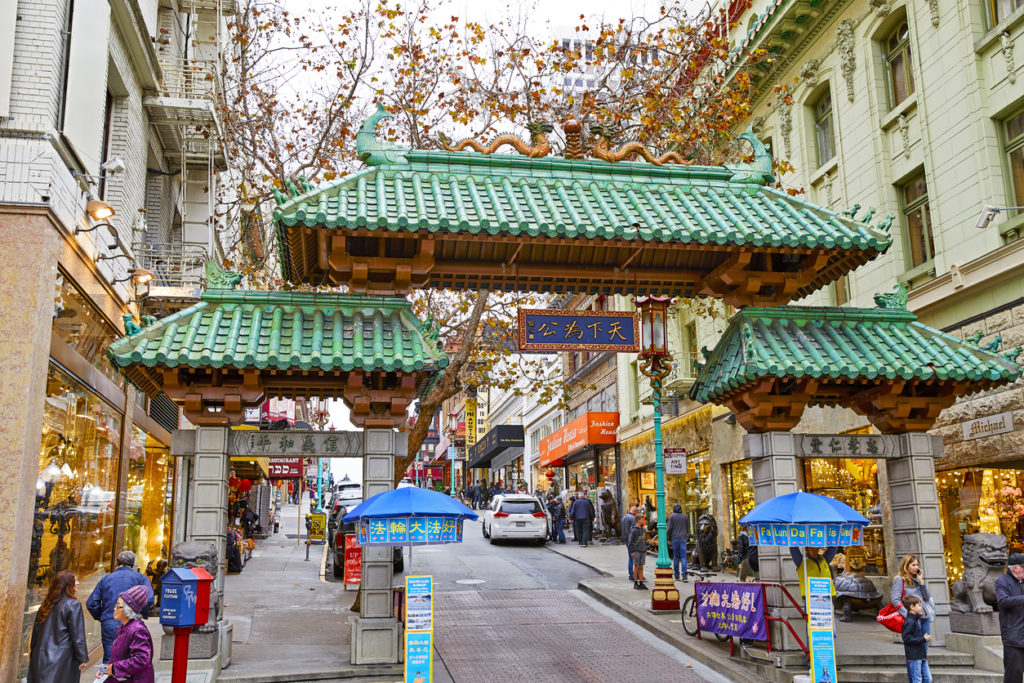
[329,519,728,682]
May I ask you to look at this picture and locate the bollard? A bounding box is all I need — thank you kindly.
[305,538,311,561]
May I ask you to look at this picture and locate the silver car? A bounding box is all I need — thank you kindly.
[482,495,548,544]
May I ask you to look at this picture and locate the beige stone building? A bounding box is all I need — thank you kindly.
[0,0,236,675]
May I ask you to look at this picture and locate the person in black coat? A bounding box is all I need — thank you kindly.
[996,552,1024,683]
[29,570,89,683]
[900,595,932,683]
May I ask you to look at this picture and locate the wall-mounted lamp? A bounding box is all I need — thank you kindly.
[87,197,115,222]
[113,267,155,286]
[976,204,1024,229]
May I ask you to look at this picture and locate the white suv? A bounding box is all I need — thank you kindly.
[482,495,548,544]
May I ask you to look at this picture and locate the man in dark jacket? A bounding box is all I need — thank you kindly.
[86,551,154,662]
[546,495,566,543]
[666,503,689,581]
[569,493,596,546]
[621,507,637,582]
[996,552,1024,682]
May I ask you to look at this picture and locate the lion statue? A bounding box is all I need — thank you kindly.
[690,514,718,570]
[598,488,620,540]
[163,540,220,634]
[951,532,1007,614]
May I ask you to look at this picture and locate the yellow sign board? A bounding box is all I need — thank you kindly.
[308,511,327,543]
[465,399,477,447]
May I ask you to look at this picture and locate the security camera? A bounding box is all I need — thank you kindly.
[100,157,127,175]
[976,205,999,229]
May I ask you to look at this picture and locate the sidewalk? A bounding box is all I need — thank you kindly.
[545,539,996,683]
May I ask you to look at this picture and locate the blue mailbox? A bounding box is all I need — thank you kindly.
[160,567,212,628]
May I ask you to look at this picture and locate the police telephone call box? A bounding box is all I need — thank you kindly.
[159,567,213,628]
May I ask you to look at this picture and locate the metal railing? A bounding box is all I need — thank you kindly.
[155,58,219,101]
[135,242,208,289]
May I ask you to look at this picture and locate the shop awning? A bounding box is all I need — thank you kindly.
[468,424,524,469]
[539,412,619,468]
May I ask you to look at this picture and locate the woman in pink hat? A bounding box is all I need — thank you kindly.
[101,585,154,683]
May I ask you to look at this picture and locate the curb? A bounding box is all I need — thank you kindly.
[217,664,404,682]
[542,543,614,578]
[577,579,781,683]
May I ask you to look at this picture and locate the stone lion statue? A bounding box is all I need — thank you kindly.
[598,488,620,539]
[691,514,718,570]
[951,532,1007,614]
[163,540,220,633]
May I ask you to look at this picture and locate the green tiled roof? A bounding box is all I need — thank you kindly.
[272,110,892,283]
[689,305,1022,404]
[107,290,449,393]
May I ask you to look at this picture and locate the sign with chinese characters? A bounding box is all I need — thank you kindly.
[694,582,766,640]
[268,458,302,478]
[794,434,898,459]
[357,517,464,546]
[665,448,687,475]
[517,309,639,352]
[807,576,837,683]
[750,522,862,547]
[404,631,432,683]
[963,411,1014,441]
[228,430,364,458]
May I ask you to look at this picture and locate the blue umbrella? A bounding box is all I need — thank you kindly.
[343,487,478,523]
[740,491,869,526]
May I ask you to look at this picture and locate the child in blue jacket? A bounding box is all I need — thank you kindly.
[901,595,932,683]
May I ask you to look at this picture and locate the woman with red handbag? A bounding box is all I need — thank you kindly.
[882,554,935,640]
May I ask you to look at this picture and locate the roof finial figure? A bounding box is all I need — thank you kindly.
[356,103,409,167]
[588,124,692,165]
[873,283,908,309]
[726,128,774,184]
[438,121,553,158]
[563,119,584,159]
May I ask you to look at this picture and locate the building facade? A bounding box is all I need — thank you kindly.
[0,0,234,674]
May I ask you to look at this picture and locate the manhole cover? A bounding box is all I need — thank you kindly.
[455,579,486,585]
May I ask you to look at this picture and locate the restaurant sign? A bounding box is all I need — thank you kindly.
[539,412,619,467]
[517,309,639,352]
[268,458,302,478]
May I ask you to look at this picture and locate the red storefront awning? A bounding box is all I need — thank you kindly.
[539,412,619,468]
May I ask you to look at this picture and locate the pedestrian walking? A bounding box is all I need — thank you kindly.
[890,555,935,642]
[546,495,566,543]
[667,503,689,581]
[621,506,637,583]
[28,570,89,683]
[995,552,1024,683]
[900,595,933,683]
[628,512,649,590]
[569,494,595,546]
[100,585,155,683]
[86,551,154,663]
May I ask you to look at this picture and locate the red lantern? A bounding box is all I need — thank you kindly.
[239,479,253,492]
[545,470,556,480]
[229,477,240,489]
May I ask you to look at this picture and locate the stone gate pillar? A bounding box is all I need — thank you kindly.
[351,428,405,664]
[887,433,950,646]
[745,432,805,656]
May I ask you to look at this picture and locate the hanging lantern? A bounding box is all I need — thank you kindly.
[635,295,671,358]
[239,479,253,492]
[545,470,556,480]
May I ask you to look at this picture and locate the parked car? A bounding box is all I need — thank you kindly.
[329,504,404,578]
[481,494,547,544]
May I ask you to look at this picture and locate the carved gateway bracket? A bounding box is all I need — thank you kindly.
[696,249,832,307]
[321,231,435,295]
[719,374,973,433]
[160,366,428,428]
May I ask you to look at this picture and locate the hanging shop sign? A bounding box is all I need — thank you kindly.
[268,458,302,478]
[465,399,478,447]
[517,309,639,352]
[694,581,766,640]
[539,412,619,467]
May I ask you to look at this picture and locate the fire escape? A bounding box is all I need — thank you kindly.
[140,0,236,315]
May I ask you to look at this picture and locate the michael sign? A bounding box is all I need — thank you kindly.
[963,412,1014,441]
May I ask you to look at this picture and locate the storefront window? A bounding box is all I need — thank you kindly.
[568,460,597,493]
[23,364,122,669]
[726,460,755,540]
[598,450,616,489]
[803,458,887,575]
[938,468,1024,588]
[52,272,124,387]
[683,453,711,525]
[124,427,175,575]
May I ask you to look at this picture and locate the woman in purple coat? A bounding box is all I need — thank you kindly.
[101,585,154,683]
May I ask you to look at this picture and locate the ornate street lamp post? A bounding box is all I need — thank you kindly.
[636,295,680,610]
[313,407,330,511]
